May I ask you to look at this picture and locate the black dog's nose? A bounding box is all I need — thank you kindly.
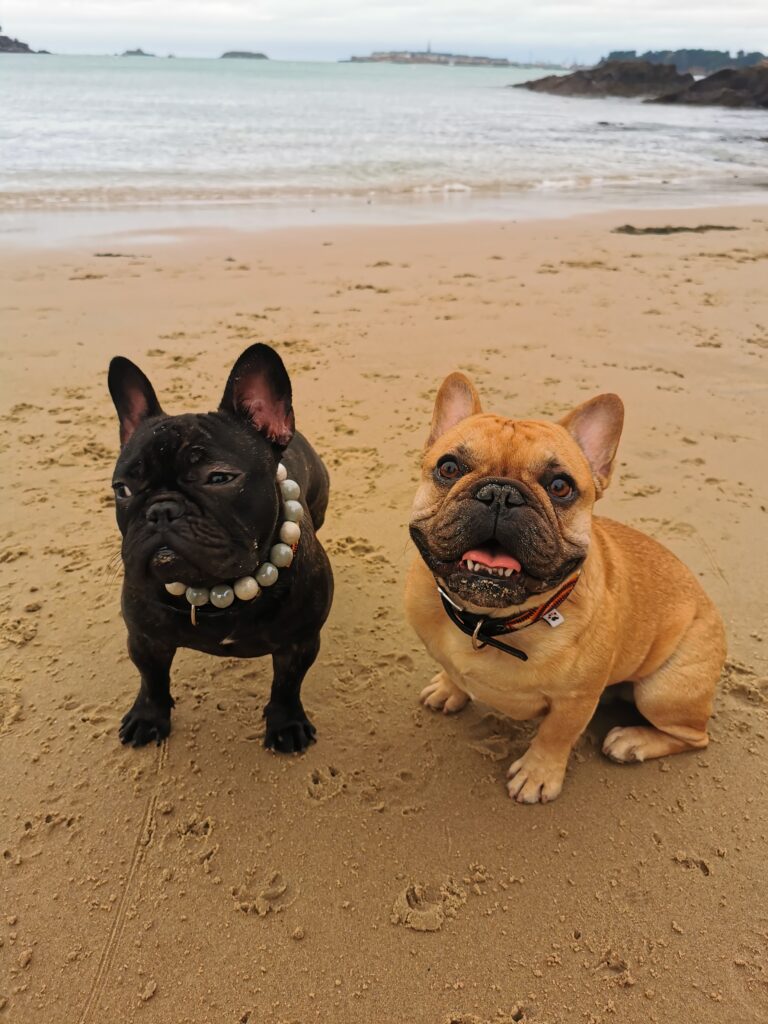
[475,481,526,509]
[145,499,185,525]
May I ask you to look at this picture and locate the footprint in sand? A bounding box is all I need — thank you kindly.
[232,869,296,916]
[0,615,38,650]
[307,765,345,801]
[390,879,467,932]
[720,660,767,708]
[446,1012,526,1024]
[0,689,23,732]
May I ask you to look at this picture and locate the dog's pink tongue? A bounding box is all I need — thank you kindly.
[463,548,522,572]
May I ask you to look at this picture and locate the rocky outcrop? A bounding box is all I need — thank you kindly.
[651,65,768,109]
[515,60,692,98]
[220,51,268,60]
[121,48,154,57]
[0,28,35,53]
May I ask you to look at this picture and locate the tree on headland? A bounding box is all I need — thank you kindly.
[605,49,766,74]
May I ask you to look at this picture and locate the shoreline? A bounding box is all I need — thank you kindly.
[1,185,766,249]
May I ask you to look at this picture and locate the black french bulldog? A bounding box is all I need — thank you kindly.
[107,344,333,753]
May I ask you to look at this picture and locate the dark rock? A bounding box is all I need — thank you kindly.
[515,60,692,98]
[121,48,154,57]
[220,51,268,60]
[651,65,768,109]
[613,224,739,236]
[0,31,35,54]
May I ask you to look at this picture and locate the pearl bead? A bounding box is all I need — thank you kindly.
[256,562,279,587]
[234,576,260,601]
[270,543,294,568]
[276,462,288,482]
[279,521,301,545]
[280,478,300,501]
[210,583,235,608]
[283,499,303,523]
[165,581,186,596]
[185,586,209,607]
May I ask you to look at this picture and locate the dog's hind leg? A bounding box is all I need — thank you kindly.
[603,609,725,763]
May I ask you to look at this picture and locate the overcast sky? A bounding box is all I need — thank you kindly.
[4,1,767,62]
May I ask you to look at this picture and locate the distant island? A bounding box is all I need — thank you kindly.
[0,24,47,54]
[121,48,155,57]
[220,51,268,60]
[347,49,567,69]
[605,49,766,76]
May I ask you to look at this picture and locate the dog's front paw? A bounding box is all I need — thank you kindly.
[119,702,171,748]
[264,704,317,754]
[506,749,566,804]
[420,671,470,714]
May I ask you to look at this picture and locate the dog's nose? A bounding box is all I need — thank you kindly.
[145,499,185,526]
[475,481,526,509]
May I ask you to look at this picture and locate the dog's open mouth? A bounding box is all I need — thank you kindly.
[438,541,529,608]
[461,542,522,579]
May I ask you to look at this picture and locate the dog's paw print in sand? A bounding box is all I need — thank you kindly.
[232,869,296,916]
[0,688,23,732]
[0,614,38,650]
[444,1011,526,1024]
[467,712,536,764]
[307,765,346,801]
[390,879,467,932]
[721,660,767,708]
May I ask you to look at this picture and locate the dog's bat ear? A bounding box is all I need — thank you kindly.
[559,394,624,498]
[428,372,482,446]
[108,357,164,447]
[220,344,295,450]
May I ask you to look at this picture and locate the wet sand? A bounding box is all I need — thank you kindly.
[1,205,766,1023]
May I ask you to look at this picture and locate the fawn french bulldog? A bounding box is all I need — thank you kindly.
[405,372,725,803]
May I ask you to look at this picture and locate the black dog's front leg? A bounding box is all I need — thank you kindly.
[264,635,320,754]
[119,633,176,747]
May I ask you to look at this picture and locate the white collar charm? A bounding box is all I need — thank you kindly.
[163,462,303,625]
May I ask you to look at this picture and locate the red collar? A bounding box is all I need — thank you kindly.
[437,573,580,661]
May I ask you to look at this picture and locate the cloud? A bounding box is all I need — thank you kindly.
[4,1,767,60]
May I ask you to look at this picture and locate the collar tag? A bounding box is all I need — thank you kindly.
[542,608,565,629]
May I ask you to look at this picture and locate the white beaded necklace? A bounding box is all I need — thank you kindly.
[163,461,303,625]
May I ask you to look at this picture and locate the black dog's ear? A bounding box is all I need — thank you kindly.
[108,357,164,447]
[220,344,295,449]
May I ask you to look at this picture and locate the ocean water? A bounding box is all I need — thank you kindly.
[1,54,766,216]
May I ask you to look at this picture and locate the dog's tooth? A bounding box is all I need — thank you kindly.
[504,568,513,577]
[466,559,474,571]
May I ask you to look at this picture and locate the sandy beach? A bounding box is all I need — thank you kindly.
[1,205,766,1023]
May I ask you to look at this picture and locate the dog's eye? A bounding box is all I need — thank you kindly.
[436,457,462,482]
[113,483,132,499]
[549,477,573,500]
[206,471,238,485]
